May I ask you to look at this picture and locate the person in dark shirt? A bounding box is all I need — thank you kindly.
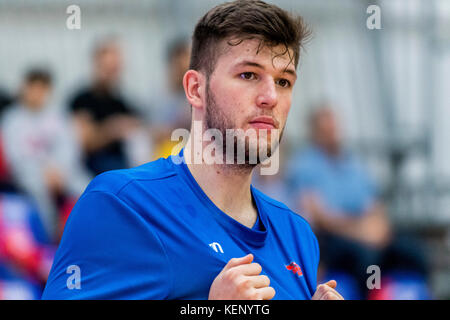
[0,88,12,113]
[0,88,15,193]
[69,39,139,176]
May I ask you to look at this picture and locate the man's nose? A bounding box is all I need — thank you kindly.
[256,78,278,109]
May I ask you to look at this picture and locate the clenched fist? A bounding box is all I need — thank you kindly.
[208,254,276,300]
[311,280,344,300]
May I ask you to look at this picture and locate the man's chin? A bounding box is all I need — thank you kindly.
[233,140,279,165]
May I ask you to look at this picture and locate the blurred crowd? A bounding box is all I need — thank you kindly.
[0,37,432,300]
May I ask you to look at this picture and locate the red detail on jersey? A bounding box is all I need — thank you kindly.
[286,262,303,276]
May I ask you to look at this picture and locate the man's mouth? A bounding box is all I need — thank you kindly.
[248,116,277,130]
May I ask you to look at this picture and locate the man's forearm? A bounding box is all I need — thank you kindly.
[318,203,391,248]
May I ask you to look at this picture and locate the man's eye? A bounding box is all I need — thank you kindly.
[240,72,256,80]
[277,79,291,88]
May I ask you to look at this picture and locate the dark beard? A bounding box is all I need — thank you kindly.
[204,82,283,167]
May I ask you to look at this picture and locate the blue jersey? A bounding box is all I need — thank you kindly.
[42,150,319,300]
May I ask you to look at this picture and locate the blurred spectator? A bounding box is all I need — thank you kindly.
[0,88,16,193]
[151,37,191,159]
[68,38,141,175]
[289,107,391,247]
[0,88,13,116]
[1,69,90,239]
[287,106,429,299]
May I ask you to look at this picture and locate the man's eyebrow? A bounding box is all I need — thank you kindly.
[234,60,297,78]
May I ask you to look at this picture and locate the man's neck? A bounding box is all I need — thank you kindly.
[184,137,258,229]
[93,79,115,93]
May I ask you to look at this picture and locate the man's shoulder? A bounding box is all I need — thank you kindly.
[70,87,92,102]
[84,156,177,196]
[297,146,323,164]
[252,187,313,231]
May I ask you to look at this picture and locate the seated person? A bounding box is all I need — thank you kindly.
[287,106,428,299]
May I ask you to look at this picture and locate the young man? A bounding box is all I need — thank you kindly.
[42,0,343,300]
[68,39,140,176]
[1,69,90,239]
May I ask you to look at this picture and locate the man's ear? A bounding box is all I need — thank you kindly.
[183,70,205,110]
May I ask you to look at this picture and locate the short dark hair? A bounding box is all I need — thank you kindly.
[190,0,311,76]
[24,69,52,86]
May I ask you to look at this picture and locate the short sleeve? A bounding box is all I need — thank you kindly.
[42,191,172,299]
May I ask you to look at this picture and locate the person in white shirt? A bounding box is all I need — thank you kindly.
[1,69,91,240]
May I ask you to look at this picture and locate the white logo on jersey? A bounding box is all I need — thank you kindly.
[209,242,224,253]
